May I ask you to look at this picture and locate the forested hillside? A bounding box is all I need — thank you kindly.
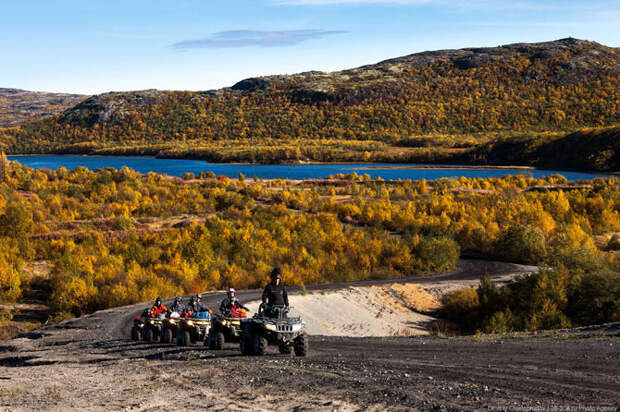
[0,38,618,170]
[0,155,618,332]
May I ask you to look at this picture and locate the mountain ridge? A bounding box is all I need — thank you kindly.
[0,38,618,171]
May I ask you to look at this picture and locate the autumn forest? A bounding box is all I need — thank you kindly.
[0,154,618,335]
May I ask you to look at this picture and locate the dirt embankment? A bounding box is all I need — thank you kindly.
[246,283,440,337]
[243,260,536,337]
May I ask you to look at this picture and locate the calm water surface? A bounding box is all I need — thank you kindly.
[8,155,607,181]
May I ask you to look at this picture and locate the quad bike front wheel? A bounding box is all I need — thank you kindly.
[207,328,221,349]
[131,326,141,341]
[177,330,190,346]
[142,328,154,343]
[161,328,173,344]
[240,332,252,355]
[294,333,307,357]
[215,331,225,349]
[253,333,267,356]
[278,343,292,355]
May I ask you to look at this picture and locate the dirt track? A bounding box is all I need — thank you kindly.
[1,260,618,411]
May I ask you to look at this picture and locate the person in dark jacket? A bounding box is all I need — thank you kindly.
[262,268,289,317]
[184,294,209,317]
[220,288,248,315]
[168,296,184,314]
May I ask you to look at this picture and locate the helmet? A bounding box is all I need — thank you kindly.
[194,294,201,302]
[174,296,181,304]
[227,288,236,298]
[155,297,162,306]
[270,268,282,283]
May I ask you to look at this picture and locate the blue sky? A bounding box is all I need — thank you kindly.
[1,0,618,94]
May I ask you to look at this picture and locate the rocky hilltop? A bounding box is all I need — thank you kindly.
[232,38,619,101]
[0,88,87,127]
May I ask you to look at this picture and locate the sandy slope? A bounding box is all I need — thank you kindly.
[246,284,439,337]
[245,263,533,337]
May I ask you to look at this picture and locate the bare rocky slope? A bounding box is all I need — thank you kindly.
[0,88,87,127]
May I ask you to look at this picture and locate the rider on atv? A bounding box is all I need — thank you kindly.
[184,294,209,317]
[220,288,248,316]
[261,268,289,318]
[149,297,167,317]
[168,296,184,314]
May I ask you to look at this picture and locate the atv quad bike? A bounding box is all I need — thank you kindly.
[141,314,165,342]
[240,304,307,356]
[130,309,150,341]
[160,311,182,344]
[176,311,211,346]
[206,307,247,350]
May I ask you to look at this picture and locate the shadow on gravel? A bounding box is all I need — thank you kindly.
[0,345,18,353]
[0,356,65,367]
[81,338,251,362]
[136,350,247,361]
[405,320,434,331]
[44,340,76,347]
[91,339,140,349]
[16,332,45,340]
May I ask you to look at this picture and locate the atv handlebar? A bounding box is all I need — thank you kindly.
[258,303,289,319]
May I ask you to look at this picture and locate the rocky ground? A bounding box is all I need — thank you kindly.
[0,260,618,411]
[0,88,86,127]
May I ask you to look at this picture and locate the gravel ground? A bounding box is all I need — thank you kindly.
[1,260,618,411]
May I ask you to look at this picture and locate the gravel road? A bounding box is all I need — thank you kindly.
[1,260,618,411]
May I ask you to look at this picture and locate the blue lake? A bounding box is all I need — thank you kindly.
[7,155,608,181]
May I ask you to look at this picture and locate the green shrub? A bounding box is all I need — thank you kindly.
[112,215,135,231]
[440,288,480,333]
[547,246,602,273]
[482,308,516,334]
[414,236,460,272]
[607,234,620,251]
[566,272,620,325]
[477,273,503,318]
[494,224,546,264]
[528,299,571,330]
[0,202,34,239]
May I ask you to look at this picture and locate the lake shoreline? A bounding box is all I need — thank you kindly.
[7,152,612,174]
[6,153,613,180]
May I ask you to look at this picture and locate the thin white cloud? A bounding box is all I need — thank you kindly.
[273,0,431,3]
[171,30,347,49]
[270,0,606,10]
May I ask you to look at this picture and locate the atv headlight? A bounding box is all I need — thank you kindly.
[291,324,302,332]
[265,323,277,332]
[186,320,194,326]
[149,320,155,325]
